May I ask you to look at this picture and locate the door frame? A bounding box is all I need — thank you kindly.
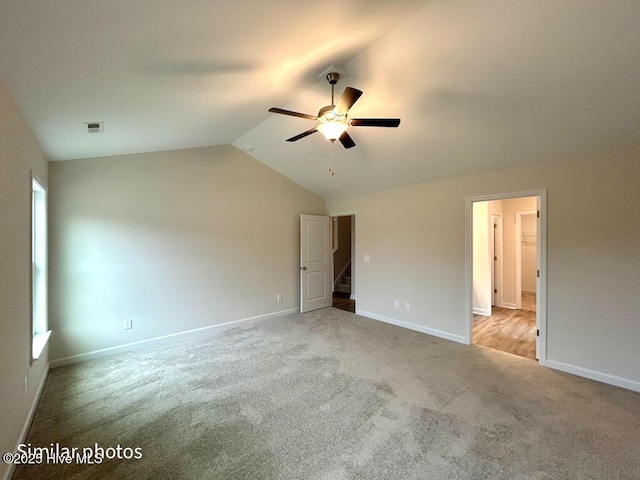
[464,190,547,365]
[329,212,357,304]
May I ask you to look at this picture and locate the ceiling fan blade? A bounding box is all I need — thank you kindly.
[268,107,317,121]
[350,118,401,127]
[338,131,356,149]
[286,127,318,142]
[334,87,363,115]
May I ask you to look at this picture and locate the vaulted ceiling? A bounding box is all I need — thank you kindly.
[2,0,639,199]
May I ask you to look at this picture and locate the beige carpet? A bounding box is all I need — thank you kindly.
[14,308,640,479]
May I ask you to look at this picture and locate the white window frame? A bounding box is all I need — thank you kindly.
[31,175,51,360]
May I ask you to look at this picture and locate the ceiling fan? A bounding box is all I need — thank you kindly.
[268,72,400,149]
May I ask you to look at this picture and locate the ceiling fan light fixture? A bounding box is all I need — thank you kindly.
[268,71,399,149]
[317,117,348,141]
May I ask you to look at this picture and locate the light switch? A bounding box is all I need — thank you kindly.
[364,255,370,263]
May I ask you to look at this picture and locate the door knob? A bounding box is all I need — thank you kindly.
[301,266,307,270]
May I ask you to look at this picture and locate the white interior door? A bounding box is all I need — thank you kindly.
[300,214,332,313]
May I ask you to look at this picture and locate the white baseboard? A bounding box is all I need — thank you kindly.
[473,307,491,316]
[350,294,356,301]
[50,308,298,368]
[502,302,517,310]
[546,359,640,393]
[356,310,466,345]
[3,365,50,480]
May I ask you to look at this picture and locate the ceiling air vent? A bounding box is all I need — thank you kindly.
[84,122,104,133]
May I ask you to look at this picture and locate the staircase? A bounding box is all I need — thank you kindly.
[335,264,351,295]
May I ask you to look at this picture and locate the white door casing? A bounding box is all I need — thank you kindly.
[300,214,332,313]
[490,214,503,308]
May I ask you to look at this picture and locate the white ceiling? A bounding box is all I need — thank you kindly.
[2,0,640,200]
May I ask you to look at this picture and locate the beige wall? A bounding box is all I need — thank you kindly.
[48,145,325,360]
[0,82,49,479]
[327,147,640,386]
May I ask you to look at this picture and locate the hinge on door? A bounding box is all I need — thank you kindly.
[494,289,497,293]
[493,223,497,228]
[536,329,539,337]
[537,210,540,218]
[537,270,540,278]
[494,256,497,261]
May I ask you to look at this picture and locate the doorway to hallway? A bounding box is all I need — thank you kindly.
[332,292,355,313]
[467,192,546,362]
[331,214,356,313]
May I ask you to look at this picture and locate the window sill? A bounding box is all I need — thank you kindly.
[32,330,51,361]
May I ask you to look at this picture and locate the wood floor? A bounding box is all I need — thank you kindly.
[521,292,536,311]
[333,292,355,313]
[473,295,537,359]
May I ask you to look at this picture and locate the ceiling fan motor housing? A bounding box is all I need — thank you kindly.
[318,105,336,118]
[326,72,340,85]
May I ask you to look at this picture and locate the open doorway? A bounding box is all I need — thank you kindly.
[331,214,356,313]
[467,192,546,362]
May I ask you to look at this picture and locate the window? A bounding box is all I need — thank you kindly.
[32,177,50,360]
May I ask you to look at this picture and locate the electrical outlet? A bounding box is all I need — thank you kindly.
[364,255,370,263]
[123,318,133,330]
[394,300,400,309]
[405,303,411,311]
[277,294,283,302]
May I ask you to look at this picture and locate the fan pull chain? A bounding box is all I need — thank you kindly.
[328,140,335,176]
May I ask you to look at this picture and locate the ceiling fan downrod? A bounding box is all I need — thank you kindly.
[326,72,340,106]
